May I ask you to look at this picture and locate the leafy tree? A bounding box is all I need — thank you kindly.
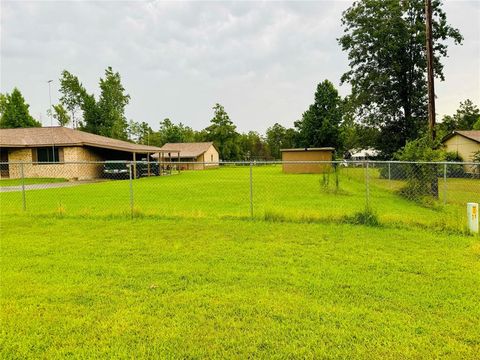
[436,114,456,138]
[238,131,271,160]
[97,67,130,140]
[59,70,85,128]
[341,121,380,153]
[0,94,7,116]
[205,104,240,160]
[154,118,196,145]
[266,123,297,159]
[50,104,71,127]
[473,118,480,131]
[338,0,462,158]
[58,67,130,139]
[294,80,343,150]
[0,88,41,128]
[128,120,153,144]
[59,70,100,132]
[437,99,480,137]
[341,96,380,152]
[450,99,479,130]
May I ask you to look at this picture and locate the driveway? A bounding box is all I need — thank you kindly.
[0,180,100,193]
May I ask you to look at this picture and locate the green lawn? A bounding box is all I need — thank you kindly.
[1,166,479,358]
[1,216,479,358]
[0,177,67,187]
[0,166,478,231]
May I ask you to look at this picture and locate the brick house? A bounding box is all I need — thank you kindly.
[0,127,165,179]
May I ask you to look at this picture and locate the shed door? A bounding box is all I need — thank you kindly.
[0,149,9,178]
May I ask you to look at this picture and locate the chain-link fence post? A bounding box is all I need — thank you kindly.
[21,162,26,211]
[129,162,134,219]
[388,162,391,188]
[443,162,447,205]
[365,160,370,210]
[249,160,253,218]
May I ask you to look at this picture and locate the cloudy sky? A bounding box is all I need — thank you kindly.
[1,0,479,133]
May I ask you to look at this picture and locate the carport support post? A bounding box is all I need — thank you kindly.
[178,152,181,173]
[132,152,137,179]
[147,152,151,176]
[21,162,26,211]
[129,162,134,219]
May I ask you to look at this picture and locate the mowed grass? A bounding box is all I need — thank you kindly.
[0,166,478,231]
[1,216,479,358]
[0,177,67,187]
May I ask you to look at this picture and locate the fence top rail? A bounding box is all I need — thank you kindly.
[1,160,479,166]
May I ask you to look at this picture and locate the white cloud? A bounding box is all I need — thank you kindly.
[0,0,478,132]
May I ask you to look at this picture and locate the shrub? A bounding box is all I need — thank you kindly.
[444,151,465,178]
[394,136,445,200]
[348,208,380,226]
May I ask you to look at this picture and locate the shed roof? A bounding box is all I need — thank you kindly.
[158,142,216,158]
[442,130,480,144]
[0,127,164,153]
[280,147,335,152]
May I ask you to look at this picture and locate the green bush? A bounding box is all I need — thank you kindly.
[444,152,465,178]
[348,208,380,226]
[394,136,445,200]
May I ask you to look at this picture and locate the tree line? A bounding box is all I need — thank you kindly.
[1,0,479,161]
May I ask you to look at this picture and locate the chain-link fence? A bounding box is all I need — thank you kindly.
[1,160,479,231]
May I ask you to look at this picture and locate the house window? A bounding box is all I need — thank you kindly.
[211,154,213,162]
[36,147,61,163]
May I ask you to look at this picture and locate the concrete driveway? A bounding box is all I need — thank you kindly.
[0,180,100,193]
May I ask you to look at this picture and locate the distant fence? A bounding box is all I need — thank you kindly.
[1,160,479,230]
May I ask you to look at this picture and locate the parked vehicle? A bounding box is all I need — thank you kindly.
[103,161,160,179]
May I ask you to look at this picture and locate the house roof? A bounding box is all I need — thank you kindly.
[350,148,380,158]
[443,130,480,144]
[280,147,335,152]
[158,142,216,158]
[0,126,164,153]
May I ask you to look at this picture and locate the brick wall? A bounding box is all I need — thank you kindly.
[6,146,103,180]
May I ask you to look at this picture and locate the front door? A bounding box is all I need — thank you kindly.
[0,149,9,178]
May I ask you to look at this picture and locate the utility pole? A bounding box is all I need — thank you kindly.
[425,0,435,140]
[425,0,438,198]
[48,80,56,162]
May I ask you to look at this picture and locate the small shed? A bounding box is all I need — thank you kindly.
[280,147,334,173]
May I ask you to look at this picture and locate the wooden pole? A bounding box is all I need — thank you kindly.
[425,0,436,140]
[425,0,438,198]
